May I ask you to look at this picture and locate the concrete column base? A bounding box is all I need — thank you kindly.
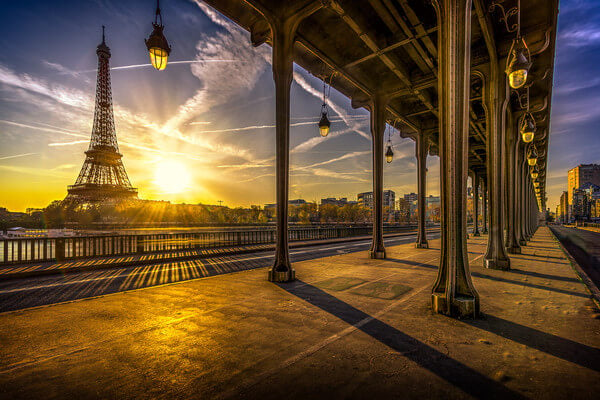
[369,250,386,259]
[484,258,510,270]
[507,246,522,254]
[482,229,488,234]
[415,242,429,249]
[432,293,478,319]
[268,269,295,283]
[473,232,480,237]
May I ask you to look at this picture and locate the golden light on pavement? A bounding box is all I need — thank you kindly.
[153,160,191,193]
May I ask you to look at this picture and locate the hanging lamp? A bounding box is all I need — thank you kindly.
[145,0,171,71]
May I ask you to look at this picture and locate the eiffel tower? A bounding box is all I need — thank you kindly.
[65,27,137,205]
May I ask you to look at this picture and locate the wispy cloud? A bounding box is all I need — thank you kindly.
[43,60,90,83]
[217,163,272,169]
[559,24,600,47]
[0,64,90,109]
[52,164,76,170]
[309,168,369,182]
[293,72,370,141]
[295,150,370,170]
[555,77,600,95]
[164,1,270,132]
[0,61,256,165]
[0,164,71,178]
[237,173,275,183]
[291,127,358,153]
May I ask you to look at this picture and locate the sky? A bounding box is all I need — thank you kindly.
[0,0,598,212]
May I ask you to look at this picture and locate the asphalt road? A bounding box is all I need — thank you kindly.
[551,225,600,289]
[0,232,440,313]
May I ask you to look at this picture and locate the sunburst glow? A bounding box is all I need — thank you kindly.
[153,160,191,194]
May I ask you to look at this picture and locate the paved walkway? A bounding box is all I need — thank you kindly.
[0,227,598,399]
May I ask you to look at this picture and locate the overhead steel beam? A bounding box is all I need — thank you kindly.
[344,27,438,69]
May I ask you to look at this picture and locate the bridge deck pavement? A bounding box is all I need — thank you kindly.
[0,227,598,399]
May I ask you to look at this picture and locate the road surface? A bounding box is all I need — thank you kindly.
[551,225,600,289]
[0,232,440,313]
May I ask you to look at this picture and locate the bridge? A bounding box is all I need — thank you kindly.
[197,0,557,317]
[1,1,599,398]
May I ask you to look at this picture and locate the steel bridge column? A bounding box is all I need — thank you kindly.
[529,180,535,237]
[472,172,480,236]
[517,145,527,246]
[528,184,533,237]
[369,93,388,259]
[416,133,429,248]
[482,177,488,234]
[522,170,530,241]
[532,183,538,235]
[525,174,531,240]
[483,60,511,270]
[431,0,479,318]
[505,114,521,254]
[262,3,324,282]
[267,22,295,282]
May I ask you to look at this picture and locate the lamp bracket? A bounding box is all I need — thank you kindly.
[489,1,519,33]
[513,89,529,110]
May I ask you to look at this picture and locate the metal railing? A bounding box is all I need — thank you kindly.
[0,225,419,265]
[581,222,600,228]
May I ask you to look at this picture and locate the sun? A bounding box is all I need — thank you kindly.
[153,160,192,194]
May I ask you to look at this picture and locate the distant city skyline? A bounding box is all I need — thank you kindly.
[0,0,599,212]
[555,163,600,222]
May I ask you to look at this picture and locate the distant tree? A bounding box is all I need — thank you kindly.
[43,201,67,228]
[319,204,339,223]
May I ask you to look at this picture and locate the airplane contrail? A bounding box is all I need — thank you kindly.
[0,152,37,161]
[295,151,370,170]
[48,140,88,147]
[189,118,355,133]
[0,120,87,138]
[72,60,242,74]
[189,121,316,133]
[110,59,241,71]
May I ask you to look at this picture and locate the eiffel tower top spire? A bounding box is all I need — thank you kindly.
[64,26,137,205]
[91,26,117,151]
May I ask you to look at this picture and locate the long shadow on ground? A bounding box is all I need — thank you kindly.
[280,280,527,399]
[465,314,600,372]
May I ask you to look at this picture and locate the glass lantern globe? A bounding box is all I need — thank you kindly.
[506,37,532,89]
[385,144,394,163]
[318,111,330,137]
[145,1,171,72]
[520,113,535,143]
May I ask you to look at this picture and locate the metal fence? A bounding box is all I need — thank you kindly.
[0,225,419,265]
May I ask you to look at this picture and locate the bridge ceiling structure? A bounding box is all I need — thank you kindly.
[202,0,557,208]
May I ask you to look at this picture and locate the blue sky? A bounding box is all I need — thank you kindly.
[548,0,600,206]
[0,0,598,212]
